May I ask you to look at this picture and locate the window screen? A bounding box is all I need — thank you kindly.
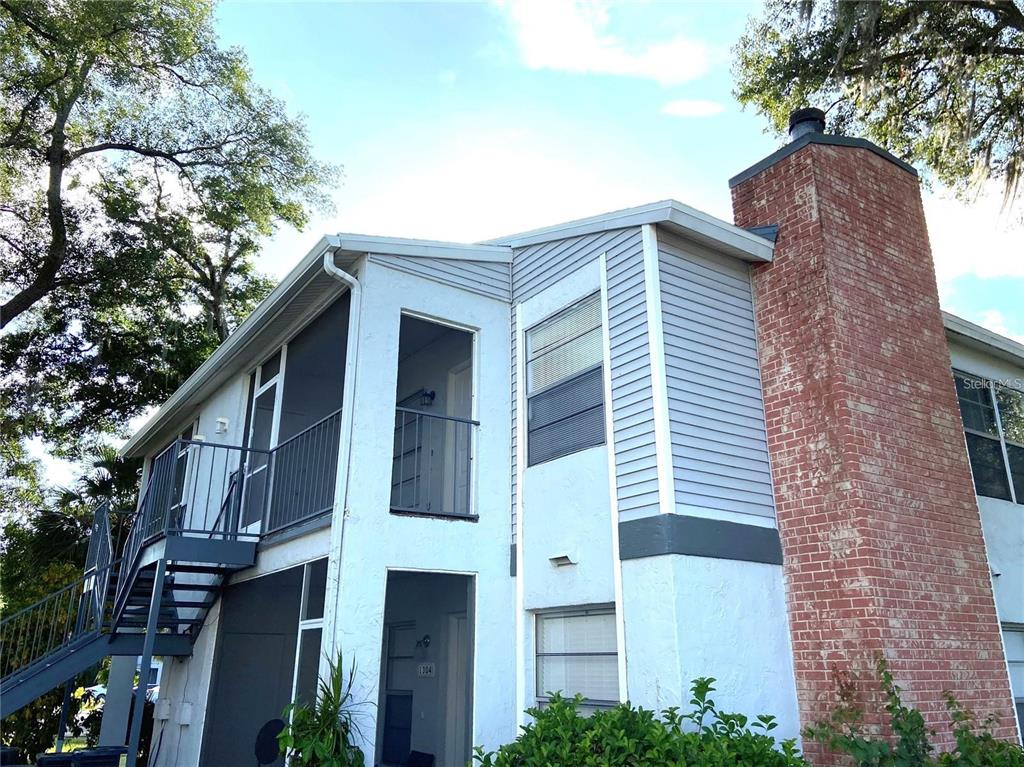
[954,372,1023,504]
[526,294,605,465]
[536,609,618,708]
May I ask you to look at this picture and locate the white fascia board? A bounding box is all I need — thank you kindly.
[483,200,774,263]
[943,311,1024,369]
[119,236,344,458]
[334,234,512,263]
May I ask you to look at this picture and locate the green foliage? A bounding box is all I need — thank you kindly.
[0,0,335,454]
[474,677,806,767]
[805,656,1024,767]
[733,0,1024,206]
[0,446,137,756]
[278,654,368,767]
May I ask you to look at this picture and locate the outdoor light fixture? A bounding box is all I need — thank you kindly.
[419,389,436,407]
[416,634,431,649]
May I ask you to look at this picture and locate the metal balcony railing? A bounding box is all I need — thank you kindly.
[118,408,344,600]
[265,409,342,534]
[391,407,478,518]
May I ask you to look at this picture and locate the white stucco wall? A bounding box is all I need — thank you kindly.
[325,257,517,759]
[520,445,615,610]
[981,495,1024,624]
[620,554,800,742]
[150,601,222,767]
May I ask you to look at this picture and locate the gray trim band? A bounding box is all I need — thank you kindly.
[619,515,783,565]
[510,543,517,577]
[729,133,918,189]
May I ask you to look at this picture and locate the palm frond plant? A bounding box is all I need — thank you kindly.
[278,653,368,767]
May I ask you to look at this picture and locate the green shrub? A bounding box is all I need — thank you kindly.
[474,677,806,767]
[805,656,1024,767]
[277,654,366,767]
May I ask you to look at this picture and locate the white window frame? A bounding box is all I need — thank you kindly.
[955,370,1023,504]
[241,346,288,533]
[525,293,605,466]
[535,606,619,710]
[288,559,327,712]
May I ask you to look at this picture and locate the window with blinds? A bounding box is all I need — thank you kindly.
[526,293,605,465]
[536,609,618,710]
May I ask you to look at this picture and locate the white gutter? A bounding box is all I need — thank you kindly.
[320,243,362,664]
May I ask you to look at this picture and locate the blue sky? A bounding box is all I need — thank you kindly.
[30,0,1024,487]
[214,1,1023,342]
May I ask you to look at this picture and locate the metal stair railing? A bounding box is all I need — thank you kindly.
[0,556,121,684]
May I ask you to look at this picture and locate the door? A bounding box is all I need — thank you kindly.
[445,613,469,767]
[200,567,302,767]
[241,350,285,534]
[381,623,416,765]
[444,362,473,515]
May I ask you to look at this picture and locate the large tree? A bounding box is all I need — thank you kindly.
[733,0,1024,205]
[0,0,334,453]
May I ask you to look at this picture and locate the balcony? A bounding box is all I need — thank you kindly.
[390,314,477,520]
[391,407,477,519]
[121,408,342,581]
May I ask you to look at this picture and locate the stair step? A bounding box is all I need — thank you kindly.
[166,564,231,574]
[159,600,217,609]
[117,617,205,628]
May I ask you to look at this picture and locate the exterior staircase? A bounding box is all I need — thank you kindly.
[0,500,256,715]
[0,411,340,739]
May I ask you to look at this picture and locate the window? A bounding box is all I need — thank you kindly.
[526,294,605,465]
[291,559,328,707]
[954,372,1024,504]
[536,608,618,710]
[1004,626,1024,744]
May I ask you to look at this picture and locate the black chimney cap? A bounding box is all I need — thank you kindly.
[788,107,826,140]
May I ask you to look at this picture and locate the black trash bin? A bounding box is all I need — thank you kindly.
[0,745,25,765]
[35,754,74,767]
[70,747,128,767]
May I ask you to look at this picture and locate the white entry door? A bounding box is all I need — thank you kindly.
[241,349,285,534]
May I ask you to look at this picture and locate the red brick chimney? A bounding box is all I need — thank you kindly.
[730,110,1018,753]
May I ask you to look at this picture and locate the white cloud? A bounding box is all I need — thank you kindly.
[438,69,458,85]
[977,309,1024,345]
[495,0,710,85]
[924,185,1024,303]
[253,124,721,279]
[661,99,724,118]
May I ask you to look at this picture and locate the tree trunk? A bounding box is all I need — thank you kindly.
[0,57,92,328]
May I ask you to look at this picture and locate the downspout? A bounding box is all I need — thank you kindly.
[321,241,362,662]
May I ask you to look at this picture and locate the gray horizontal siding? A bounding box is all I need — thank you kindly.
[510,227,646,540]
[658,230,776,521]
[604,229,659,519]
[372,254,511,301]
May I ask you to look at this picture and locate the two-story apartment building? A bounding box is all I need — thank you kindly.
[1,109,1021,766]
